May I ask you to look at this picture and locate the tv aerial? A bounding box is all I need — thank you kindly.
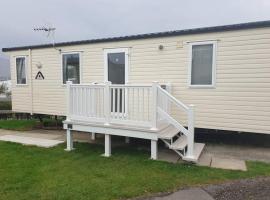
[34,23,61,51]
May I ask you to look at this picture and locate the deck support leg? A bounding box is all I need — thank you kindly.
[104,134,111,157]
[91,132,96,140]
[151,140,158,160]
[125,137,130,144]
[65,129,74,151]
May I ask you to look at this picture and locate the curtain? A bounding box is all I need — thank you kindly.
[16,58,26,84]
[63,54,80,84]
[191,44,213,85]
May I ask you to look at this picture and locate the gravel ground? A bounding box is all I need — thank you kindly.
[203,177,270,200]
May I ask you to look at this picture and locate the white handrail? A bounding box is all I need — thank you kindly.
[157,86,189,112]
[156,86,195,159]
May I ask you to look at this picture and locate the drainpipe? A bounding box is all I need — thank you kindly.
[28,49,33,115]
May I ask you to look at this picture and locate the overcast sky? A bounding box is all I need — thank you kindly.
[1,0,270,76]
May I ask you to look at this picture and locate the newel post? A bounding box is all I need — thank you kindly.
[186,104,195,158]
[104,81,111,126]
[151,81,159,130]
[66,81,72,121]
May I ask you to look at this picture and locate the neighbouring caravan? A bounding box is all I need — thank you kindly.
[3,20,270,161]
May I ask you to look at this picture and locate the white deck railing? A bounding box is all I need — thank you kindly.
[66,81,194,157]
[66,81,156,128]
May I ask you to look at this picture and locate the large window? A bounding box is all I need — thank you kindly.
[62,53,80,84]
[189,41,216,87]
[16,57,27,84]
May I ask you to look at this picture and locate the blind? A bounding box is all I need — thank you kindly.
[191,44,213,85]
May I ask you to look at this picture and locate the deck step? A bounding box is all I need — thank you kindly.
[158,125,180,140]
[183,143,205,163]
[170,135,187,150]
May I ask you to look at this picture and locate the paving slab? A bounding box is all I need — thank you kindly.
[211,156,247,171]
[0,135,64,148]
[148,188,214,200]
[157,150,181,164]
[197,153,212,167]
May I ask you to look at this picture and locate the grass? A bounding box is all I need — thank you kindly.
[0,142,269,200]
[0,119,38,131]
[0,118,63,131]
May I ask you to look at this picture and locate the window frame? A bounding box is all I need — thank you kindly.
[15,56,28,86]
[61,52,82,85]
[188,41,217,88]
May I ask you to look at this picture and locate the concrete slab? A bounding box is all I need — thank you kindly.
[157,150,181,164]
[150,188,214,200]
[211,156,247,171]
[0,135,64,148]
[197,153,212,167]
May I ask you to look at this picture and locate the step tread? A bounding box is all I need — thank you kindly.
[183,143,205,163]
[158,125,179,139]
[170,135,187,150]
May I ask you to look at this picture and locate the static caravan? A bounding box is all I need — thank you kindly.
[3,20,270,162]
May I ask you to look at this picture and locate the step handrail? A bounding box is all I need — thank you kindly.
[157,86,195,159]
[157,86,190,112]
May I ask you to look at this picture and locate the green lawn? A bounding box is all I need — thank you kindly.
[0,142,270,200]
[0,119,38,131]
[0,119,62,131]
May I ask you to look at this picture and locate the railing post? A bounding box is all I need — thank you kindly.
[104,81,111,125]
[186,104,195,158]
[151,81,158,130]
[66,81,72,121]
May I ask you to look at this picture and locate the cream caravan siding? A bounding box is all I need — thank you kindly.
[8,27,270,134]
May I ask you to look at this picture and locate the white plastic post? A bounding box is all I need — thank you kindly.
[65,129,74,151]
[104,134,111,157]
[66,81,72,121]
[104,81,111,125]
[125,137,130,144]
[151,81,159,130]
[151,140,158,160]
[91,132,96,140]
[186,104,195,158]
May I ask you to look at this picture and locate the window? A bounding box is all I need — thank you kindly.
[62,53,80,84]
[16,57,27,84]
[189,41,216,87]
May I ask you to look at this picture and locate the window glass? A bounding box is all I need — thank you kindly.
[63,53,80,84]
[16,57,26,84]
[191,44,213,85]
[107,52,125,84]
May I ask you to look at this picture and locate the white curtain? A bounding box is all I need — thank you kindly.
[191,44,213,85]
[16,58,26,84]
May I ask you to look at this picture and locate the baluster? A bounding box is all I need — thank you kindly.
[117,88,120,119]
[136,88,140,121]
[121,87,125,119]
[148,88,150,121]
[141,88,144,121]
[112,88,116,118]
[132,87,135,120]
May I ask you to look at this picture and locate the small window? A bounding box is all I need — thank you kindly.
[62,53,80,84]
[189,41,216,87]
[16,57,27,84]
